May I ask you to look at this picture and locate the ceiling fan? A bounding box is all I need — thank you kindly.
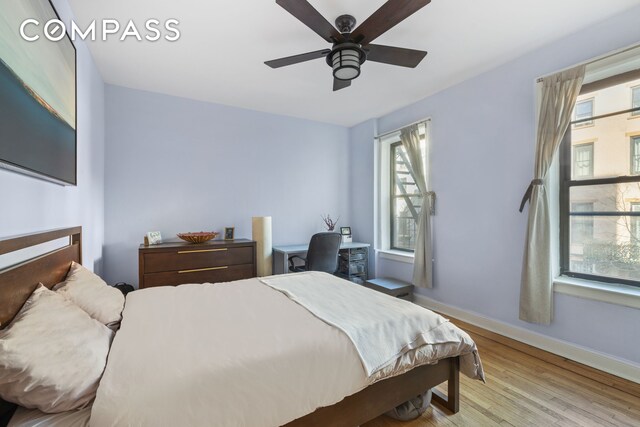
[265,0,431,91]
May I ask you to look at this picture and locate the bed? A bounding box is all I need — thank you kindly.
[0,227,484,427]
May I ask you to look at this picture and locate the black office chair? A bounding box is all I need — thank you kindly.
[288,232,342,274]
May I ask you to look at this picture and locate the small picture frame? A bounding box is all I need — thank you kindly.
[340,226,352,243]
[224,227,235,240]
[146,231,162,245]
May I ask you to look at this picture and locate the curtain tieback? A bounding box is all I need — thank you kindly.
[518,179,544,213]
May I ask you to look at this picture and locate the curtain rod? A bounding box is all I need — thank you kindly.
[535,42,640,83]
[375,117,431,139]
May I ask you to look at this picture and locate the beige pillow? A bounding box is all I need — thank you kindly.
[0,285,113,413]
[54,262,125,328]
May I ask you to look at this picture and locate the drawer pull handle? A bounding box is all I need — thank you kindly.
[178,266,228,274]
[177,248,228,254]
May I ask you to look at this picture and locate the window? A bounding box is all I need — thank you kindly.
[560,76,640,286]
[631,203,640,243]
[573,98,593,126]
[632,136,640,175]
[390,139,425,251]
[632,86,640,117]
[572,143,594,179]
[378,121,428,253]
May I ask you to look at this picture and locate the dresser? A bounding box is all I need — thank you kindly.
[138,239,257,288]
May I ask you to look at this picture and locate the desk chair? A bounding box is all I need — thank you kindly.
[288,232,342,274]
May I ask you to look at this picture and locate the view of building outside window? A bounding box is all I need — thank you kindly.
[390,125,427,251]
[568,78,640,282]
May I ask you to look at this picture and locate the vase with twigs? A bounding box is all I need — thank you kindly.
[321,214,339,231]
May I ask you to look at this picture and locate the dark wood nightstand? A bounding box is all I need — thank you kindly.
[364,278,414,301]
[138,239,257,288]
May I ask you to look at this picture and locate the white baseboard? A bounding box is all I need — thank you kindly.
[413,294,640,384]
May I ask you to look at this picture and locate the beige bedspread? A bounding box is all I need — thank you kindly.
[261,272,484,383]
[90,275,483,427]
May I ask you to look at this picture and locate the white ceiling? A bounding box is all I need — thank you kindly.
[67,0,640,126]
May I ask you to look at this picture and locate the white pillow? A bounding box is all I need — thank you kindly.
[54,262,125,328]
[0,285,113,413]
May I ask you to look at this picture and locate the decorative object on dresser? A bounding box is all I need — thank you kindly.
[365,278,414,301]
[252,216,273,277]
[144,231,162,245]
[176,231,219,244]
[138,239,256,288]
[223,227,235,240]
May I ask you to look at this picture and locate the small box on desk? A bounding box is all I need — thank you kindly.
[364,278,414,301]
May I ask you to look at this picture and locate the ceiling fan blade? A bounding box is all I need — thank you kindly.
[351,0,431,45]
[333,78,351,91]
[265,49,331,68]
[365,44,428,68]
[275,0,343,43]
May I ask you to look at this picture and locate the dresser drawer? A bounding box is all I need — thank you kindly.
[143,246,254,273]
[142,264,254,288]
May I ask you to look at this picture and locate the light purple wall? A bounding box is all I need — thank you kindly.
[0,0,105,273]
[103,85,350,286]
[350,6,640,363]
[349,120,377,273]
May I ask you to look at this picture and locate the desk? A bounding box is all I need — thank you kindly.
[272,242,370,280]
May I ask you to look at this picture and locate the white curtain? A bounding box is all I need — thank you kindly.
[400,123,434,288]
[519,65,585,325]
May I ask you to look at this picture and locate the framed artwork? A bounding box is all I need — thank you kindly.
[0,0,77,185]
[224,227,235,240]
[146,231,163,245]
[340,226,352,243]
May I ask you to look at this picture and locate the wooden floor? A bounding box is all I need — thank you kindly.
[364,329,640,427]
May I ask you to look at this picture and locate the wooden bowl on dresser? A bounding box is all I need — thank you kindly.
[176,232,219,244]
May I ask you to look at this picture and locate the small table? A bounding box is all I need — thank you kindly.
[365,278,414,301]
[272,242,370,279]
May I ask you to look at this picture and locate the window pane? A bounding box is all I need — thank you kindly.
[570,202,594,244]
[632,87,640,116]
[571,112,640,179]
[389,125,427,252]
[572,143,593,179]
[632,136,640,175]
[632,203,640,242]
[569,184,640,281]
[392,197,421,251]
[574,99,593,127]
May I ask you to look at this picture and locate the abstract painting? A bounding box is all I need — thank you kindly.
[0,0,76,185]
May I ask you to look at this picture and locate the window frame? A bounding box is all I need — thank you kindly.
[559,77,640,288]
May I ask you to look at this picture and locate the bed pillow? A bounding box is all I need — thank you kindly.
[0,285,113,413]
[54,262,125,328]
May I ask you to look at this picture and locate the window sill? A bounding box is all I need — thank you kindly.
[376,249,414,264]
[554,276,640,309]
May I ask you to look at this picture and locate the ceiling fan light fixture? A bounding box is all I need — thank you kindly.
[329,43,366,81]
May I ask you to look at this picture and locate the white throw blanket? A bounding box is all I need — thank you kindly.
[260,272,484,382]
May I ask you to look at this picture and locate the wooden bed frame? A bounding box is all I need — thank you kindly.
[0,227,460,427]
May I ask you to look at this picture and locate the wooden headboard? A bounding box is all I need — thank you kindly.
[0,227,81,426]
[0,227,81,329]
